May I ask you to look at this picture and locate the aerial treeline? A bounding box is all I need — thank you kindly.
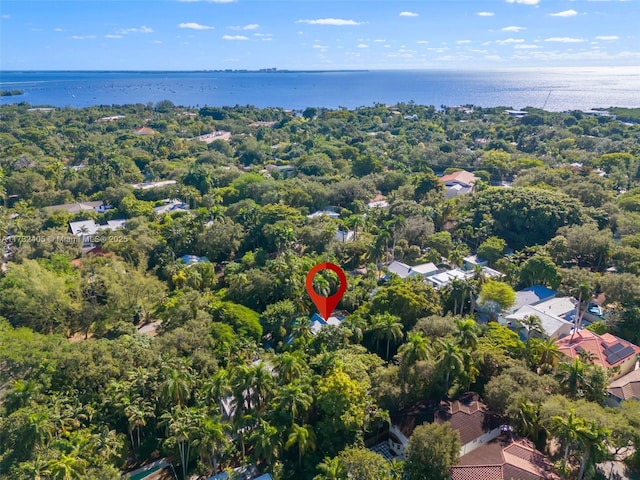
[0,101,640,479]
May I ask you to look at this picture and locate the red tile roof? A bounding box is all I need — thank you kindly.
[439,170,478,187]
[556,330,640,370]
[436,393,501,445]
[451,438,560,480]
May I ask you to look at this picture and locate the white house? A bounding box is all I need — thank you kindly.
[386,260,439,280]
[504,296,576,340]
[306,209,340,220]
[153,199,190,215]
[68,219,125,249]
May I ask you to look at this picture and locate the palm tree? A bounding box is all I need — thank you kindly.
[556,357,591,399]
[247,361,275,417]
[551,409,586,465]
[368,313,404,360]
[399,331,431,366]
[125,399,154,451]
[348,214,365,241]
[520,314,543,341]
[205,369,232,416]
[285,423,316,469]
[249,419,280,466]
[341,314,367,344]
[569,281,593,343]
[525,337,561,373]
[46,453,87,480]
[23,408,55,455]
[436,338,465,395]
[198,415,228,475]
[270,381,313,428]
[274,351,308,384]
[576,421,610,480]
[160,406,197,480]
[315,456,343,480]
[516,401,547,450]
[291,316,313,344]
[160,366,192,407]
[455,317,479,349]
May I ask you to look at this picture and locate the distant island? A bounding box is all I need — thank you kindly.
[0,89,24,97]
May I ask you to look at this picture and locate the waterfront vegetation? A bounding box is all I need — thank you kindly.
[0,100,640,479]
[0,89,24,97]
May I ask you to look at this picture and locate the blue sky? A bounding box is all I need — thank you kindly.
[1,0,638,70]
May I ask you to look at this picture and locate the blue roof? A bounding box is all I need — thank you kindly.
[521,285,557,299]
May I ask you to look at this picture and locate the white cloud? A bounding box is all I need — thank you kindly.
[399,11,419,17]
[230,24,259,30]
[502,26,525,32]
[153,40,163,44]
[313,44,328,52]
[595,35,619,40]
[105,34,123,39]
[457,40,472,44]
[254,33,272,37]
[117,26,154,34]
[374,39,386,43]
[417,40,429,44]
[550,9,578,17]
[54,28,63,32]
[506,0,539,4]
[477,11,495,16]
[222,34,248,40]
[179,22,214,30]
[1,14,10,19]
[514,44,539,49]
[72,35,96,40]
[357,44,369,48]
[297,18,362,26]
[545,37,586,42]
[495,38,525,44]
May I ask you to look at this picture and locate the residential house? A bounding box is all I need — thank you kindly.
[607,368,640,406]
[44,200,110,215]
[335,229,355,243]
[556,330,640,381]
[425,265,503,290]
[386,393,501,460]
[439,170,478,198]
[505,285,558,316]
[264,164,295,178]
[386,260,439,280]
[451,436,560,480]
[68,219,125,250]
[153,199,190,215]
[435,393,502,457]
[306,209,340,220]
[97,115,125,122]
[179,254,209,266]
[462,255,488,270]
[133,127,156,136]
[309,312,343,335]
[504,109,528,118]
[367,194,390,209]
[504,296,576,340]
[131,180,177,190]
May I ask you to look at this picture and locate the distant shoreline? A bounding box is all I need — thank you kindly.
[0,89,24,97]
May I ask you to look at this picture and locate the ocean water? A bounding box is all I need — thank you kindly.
[1,67,639,111]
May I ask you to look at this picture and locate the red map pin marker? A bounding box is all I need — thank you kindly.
[306,262,347,321]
